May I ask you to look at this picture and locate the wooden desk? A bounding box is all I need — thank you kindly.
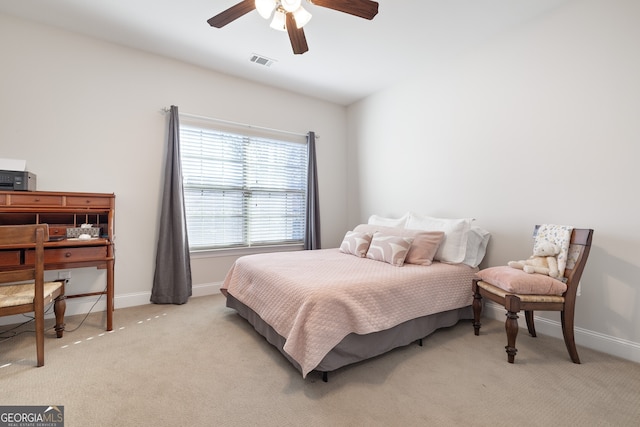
[0,190,115,331]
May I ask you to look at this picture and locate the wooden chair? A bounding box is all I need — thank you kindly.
[0,224,66,367]
[472,227,593,363]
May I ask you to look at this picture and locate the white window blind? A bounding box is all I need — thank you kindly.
[180,124,308,250]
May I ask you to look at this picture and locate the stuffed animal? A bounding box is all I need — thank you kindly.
[508,240,561,278]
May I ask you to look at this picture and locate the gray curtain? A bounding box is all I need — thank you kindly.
[304,131,321,250]
[151,105,192,304]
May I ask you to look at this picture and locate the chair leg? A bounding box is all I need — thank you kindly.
[472,280,482,336]
[561,307,581,364]
[35,309,45,368]
[504,295,521,363]
[54,296,66,338]
[505,311,519,363]
[525,310,537,337]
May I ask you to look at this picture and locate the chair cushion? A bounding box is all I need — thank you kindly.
[477,281,565,303]
[475,266,567,295]
[0,282,64,308]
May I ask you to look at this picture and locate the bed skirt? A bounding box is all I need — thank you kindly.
[226,293,472,376]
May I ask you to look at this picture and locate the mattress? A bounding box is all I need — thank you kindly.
[221,248,478,377]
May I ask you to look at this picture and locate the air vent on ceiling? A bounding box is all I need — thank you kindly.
[250,54,276,67]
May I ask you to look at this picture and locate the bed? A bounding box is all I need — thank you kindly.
[220,213,490,380]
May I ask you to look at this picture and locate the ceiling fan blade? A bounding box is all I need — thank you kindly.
[207,0,256,28]
[310,0,379,20]
[286,13,309,55]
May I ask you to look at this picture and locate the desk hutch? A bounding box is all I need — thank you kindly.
[0,190,115,330]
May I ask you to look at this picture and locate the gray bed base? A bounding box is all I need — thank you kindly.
[226,294,472,381]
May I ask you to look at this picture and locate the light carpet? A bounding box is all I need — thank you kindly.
[1,294,638,426]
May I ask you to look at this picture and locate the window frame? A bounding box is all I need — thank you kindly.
[179,117,308,255]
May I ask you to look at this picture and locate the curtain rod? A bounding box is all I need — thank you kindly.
[161,108,315,139]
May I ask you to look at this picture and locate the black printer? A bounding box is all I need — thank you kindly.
[0,170,37,191]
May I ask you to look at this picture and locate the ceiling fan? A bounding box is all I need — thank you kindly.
[207,0,379,55]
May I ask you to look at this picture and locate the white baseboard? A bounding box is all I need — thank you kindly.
[112,281,221,309]
[112,282,220,310]
[0,282,222,327]
[483,302,640,364]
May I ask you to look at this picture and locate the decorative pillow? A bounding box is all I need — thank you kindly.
[475,266,567,295]
[354,224,444,266]
[339,231,373,257]
[367,213,409,228]
[406,212,473,264]
[462,226,491,268]
[366,233,414,267]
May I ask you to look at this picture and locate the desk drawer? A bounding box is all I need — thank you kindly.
[65,196,112,208]
[0,250,21,267]
[25,246,107,265]
[9,194,64,206]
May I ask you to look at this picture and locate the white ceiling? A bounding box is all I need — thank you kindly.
[0,0,570,105]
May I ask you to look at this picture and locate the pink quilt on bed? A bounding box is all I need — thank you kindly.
[221,248,477,377]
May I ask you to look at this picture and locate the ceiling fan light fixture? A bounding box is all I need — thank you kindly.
[292,6,312,28]
[255,0,276,19]
[280,0,302,13]
[270,9,287,31]
[208,0,379,55]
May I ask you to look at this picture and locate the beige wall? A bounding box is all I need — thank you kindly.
[347,0,640,362]
[0,13,349,317]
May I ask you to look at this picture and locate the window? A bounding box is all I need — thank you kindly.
[180,122,308,250]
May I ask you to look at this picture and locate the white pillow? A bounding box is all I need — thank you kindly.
[367,213,409,228]
[462,226,491,268]
[406,212,473,264]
